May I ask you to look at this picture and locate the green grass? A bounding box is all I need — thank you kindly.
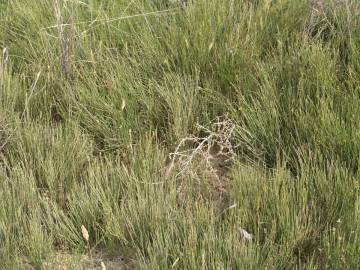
[1,0,360,269]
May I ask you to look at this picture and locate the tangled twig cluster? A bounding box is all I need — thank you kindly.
[165,115,236,180]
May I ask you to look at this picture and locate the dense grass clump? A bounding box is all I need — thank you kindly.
[1,0,360,269]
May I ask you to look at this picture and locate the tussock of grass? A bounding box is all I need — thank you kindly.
[1,0,360,269]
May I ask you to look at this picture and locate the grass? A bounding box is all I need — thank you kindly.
[1,0,360,269]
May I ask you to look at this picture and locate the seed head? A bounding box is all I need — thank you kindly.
[81,225,89,242]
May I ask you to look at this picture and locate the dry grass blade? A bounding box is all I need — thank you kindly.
[42,8,180,30]
[54,0,75,77]
[0,120,10,153]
